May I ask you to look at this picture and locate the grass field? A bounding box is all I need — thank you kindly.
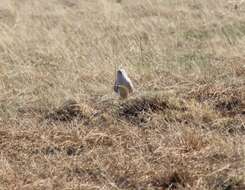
[0,0,244,189]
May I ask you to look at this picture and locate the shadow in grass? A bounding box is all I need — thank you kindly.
[149,171,191,190]
[32,144,84,156]
[207,175,245,190]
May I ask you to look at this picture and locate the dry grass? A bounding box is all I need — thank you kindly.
[0,0,245,189]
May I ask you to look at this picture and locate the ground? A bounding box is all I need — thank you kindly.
[0,0,244,189]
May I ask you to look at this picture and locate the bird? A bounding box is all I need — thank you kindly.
[114,69,134,99]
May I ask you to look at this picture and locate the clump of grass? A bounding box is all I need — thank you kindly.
[45,99,96,122]
[116,94,187,125]
[189,84,245,116]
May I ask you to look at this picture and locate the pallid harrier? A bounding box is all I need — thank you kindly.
[114,69,134,99]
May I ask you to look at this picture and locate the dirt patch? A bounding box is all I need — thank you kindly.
[189,84,245,116]
[45,99,96,122]
[117,95,187,125]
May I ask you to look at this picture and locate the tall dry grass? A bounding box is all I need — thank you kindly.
[0,0,244,189]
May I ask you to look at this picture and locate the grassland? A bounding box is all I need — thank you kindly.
[0,0,244,189]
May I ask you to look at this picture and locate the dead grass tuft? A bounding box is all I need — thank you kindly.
[189,84,245,116]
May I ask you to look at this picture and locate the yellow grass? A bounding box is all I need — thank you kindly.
[0,0,244,189]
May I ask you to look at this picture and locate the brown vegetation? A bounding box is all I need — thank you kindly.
[0,0,244,189]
